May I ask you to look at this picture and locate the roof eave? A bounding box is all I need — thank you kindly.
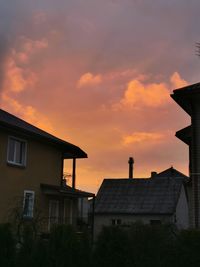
[0,121,87,159]
[175,126,191,145]
[170,93,191,115]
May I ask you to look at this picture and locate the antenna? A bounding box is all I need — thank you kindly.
[196,42,200,57]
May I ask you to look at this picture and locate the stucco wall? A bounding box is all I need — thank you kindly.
[0,128,63,223]
[94,214,174,239]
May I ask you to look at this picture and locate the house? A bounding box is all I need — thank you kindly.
[94,162,189,238]
[171,82,200,228]
[0,109,94,232]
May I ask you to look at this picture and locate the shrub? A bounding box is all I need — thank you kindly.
[128,222,176,267]
[174,229,200,267]
[48,224,80,267]
[93,226,130,267]
[0,223,15,267]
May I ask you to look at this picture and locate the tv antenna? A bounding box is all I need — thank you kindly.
[196,42,200,57]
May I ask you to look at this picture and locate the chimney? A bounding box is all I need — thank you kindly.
[128,157,134,179]
[151,171,157,178]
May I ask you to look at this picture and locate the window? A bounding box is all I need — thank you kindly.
[7,137,27,166]
[23,191,35,218]
[111,219,121,226]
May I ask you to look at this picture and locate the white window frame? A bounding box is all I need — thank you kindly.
[7,136,27,167]
[23,190,35,218]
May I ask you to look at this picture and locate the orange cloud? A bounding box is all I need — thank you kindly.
[123,132,165,145]
[3,57,37,93]
[170,72,188,88]
[117,79,170,109]
[77,72,102,88]
[1,93,54,133]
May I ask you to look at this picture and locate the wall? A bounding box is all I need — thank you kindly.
[175,185,189,229]
[0,128,63,224]
[191,101,200,228]
[94,214,174,239]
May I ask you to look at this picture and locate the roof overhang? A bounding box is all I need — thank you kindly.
[0,121,87,159]
[40,183,94,198]
[175,125,191,145]
[171,82,200,116]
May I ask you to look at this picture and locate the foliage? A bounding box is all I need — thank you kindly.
[173,229,200,267]
[0,223,15,267]
[2,222,200,267]
[128,222,176,267]
[93,226,131,267]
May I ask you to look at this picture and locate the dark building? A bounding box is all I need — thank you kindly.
[171,82,200,228]
[94,167,189,238]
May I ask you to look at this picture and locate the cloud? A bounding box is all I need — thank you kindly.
[115,79,170,110]
[123,132,165,145]
[170,72,188,89]
[13,36,48,64]
[113,72,188,111]
[3,57,37,93]
[77,72,102,88]
[0,0,194,192]
[1,93,53,133]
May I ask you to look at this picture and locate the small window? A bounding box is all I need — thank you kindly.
[7,137,27,166]
[23,191,34,218]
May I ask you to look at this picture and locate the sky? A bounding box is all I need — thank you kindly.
[0,0,199,193]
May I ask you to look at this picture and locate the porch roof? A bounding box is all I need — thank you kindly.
[40,183,95,198]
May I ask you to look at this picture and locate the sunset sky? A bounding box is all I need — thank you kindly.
[0,0,199,192]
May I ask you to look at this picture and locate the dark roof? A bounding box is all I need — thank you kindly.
[154,166,188,180]
[95,176,185,215]
[0,109,87,159]
[171,82,200,116]
[40,183,94,198]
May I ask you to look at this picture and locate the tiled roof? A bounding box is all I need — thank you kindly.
[0,109,87,158]
[95,173,186,215]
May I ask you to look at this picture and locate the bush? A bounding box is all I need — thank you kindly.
[174,229,200,267]
[0,223,15,267]
[128,222,176,267]
[48,224,80,267]
[93,226,131,267]
[93,223,177,267]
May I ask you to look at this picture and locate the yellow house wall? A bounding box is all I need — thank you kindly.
[0,128,63,223]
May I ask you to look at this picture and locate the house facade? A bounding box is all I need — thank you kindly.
[0,109,94,232]
[94,167,189,238]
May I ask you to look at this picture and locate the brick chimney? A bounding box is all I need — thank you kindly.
[128,157,134,179]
